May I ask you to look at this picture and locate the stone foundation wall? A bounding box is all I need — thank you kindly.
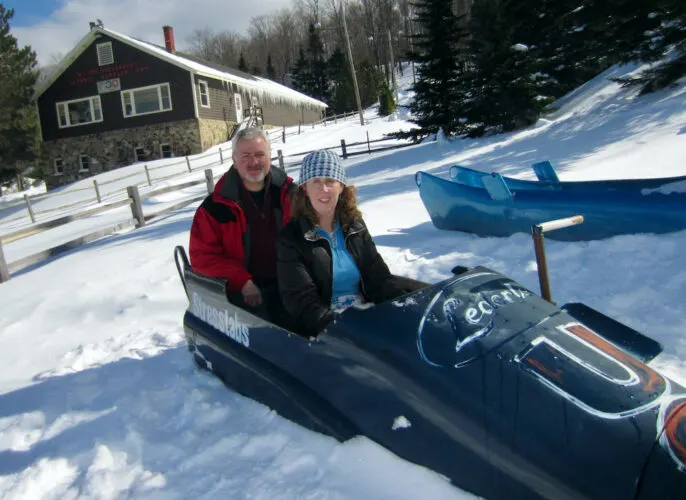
[43,119,203,189]
[198,118,235,151]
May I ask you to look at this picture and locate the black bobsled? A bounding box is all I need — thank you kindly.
[174,246,686,500]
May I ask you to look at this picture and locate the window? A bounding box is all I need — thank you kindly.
[134,146,146,162]
[56,96,103,128]
[79,155,91,172]
[97,42,114,66]
[160,143,173,158]
[53,158,64,176]
[121,83,172,117]
[198,80,210,107]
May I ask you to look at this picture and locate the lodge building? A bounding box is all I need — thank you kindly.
[35,23,327,188]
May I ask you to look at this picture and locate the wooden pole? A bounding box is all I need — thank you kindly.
[278,150,285,170]
[0,239,10,283]
[340,139,348,159]
[367,131,371,154]
[531,215,584,303]
[532,231,552,303]
[186,156,192,172]
[144,165,152,186]
[93,179,102,203]
[127,185,145,228]
[219,148,224,164]
[24,194,35,223]
[204,169,215,193]
[282,125,286,143]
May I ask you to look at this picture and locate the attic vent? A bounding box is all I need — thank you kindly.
[97,42,114,66]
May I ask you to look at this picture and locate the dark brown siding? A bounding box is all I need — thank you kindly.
[38,34,196,142]
[195,76,237,123]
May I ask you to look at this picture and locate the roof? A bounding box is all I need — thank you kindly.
[35,27,327,109]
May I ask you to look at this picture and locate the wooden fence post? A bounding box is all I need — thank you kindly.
[367,131,371,154]
[298,122,301,135]
[204,169,215,193]
[340,139,348,159]
[0,239,10,283]
[144,165,152,186]
[219,147,224,164]
[277,150,284,170]
[282,125,286,143]
[24,194,35,223]
[127,185,145,228]
[185,156,192,172]
[93,179,102,203]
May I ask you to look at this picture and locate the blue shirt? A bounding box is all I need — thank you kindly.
[315,223,362,311]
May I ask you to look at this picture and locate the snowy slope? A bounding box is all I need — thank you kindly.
[0,65,685,499]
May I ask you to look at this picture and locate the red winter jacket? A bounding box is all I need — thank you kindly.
[189,166,295,292]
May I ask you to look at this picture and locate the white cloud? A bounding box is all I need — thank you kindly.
[13,0,292,65]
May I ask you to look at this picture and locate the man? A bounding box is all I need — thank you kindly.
[189,127,295,322]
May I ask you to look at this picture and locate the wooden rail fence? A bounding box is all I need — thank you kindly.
[0,129,416,283]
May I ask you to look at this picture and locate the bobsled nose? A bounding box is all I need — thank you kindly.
[636,397,686,498]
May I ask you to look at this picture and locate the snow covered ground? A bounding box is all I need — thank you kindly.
[1,65,685,499]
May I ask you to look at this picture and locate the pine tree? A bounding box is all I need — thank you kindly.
[407,0,469,138]
[608,0,686,93]
[290,48,309,93]
[0,6,39,184]
[238,51,248,72]
[327,47,355,114]
[461,0,549,137]
[378,81,397,116]
[266,53,276,80]
[305,23,330,103]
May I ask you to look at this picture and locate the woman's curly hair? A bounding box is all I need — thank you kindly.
[291,183,362,229]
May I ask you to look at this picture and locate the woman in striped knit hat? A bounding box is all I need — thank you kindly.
[277,149,405,336]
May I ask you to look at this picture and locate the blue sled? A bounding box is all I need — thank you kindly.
[417,165,686,240]
[175,246,686,500]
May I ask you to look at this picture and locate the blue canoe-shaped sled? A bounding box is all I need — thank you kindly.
[416,161,686,240]
[175,246,686,499]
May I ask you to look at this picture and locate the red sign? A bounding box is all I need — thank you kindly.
[68,61,150,87]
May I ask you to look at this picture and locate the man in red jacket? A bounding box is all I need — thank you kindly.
[189,127,296,322]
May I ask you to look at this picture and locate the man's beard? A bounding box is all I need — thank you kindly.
[245,168,266,183]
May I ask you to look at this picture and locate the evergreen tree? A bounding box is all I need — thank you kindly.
[461,0,549,137]
[289,24,331,104]
[238,51,248,72]
[304,23,330,103]
[357,60,384,108]
[266,53,276,80]
[378,81,397,116]
[609,0,686,93]
[407,0,469,138]
[290,48,309,93]
[327,47,355,114]
[0,6,39,184]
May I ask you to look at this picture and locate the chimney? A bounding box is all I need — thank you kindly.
[163,26,175,53]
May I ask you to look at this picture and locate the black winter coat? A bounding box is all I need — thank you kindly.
[277,216,405,336]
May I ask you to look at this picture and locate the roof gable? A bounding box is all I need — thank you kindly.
[35,27,327,109]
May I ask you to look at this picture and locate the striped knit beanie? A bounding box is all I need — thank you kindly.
[299,150,347,185]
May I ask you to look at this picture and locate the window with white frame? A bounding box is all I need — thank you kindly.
[54,158,64,175]
[121,83,172,117]
[56,96,103,128]
[79,155,91,172]
[97,42,114,66]
[160,143,173,158]
[198,80,210,107]
[134,146,146,162]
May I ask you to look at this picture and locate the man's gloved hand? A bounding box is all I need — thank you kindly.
[241,280,262,307]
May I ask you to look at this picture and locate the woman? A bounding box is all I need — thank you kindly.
[277,149,405,336]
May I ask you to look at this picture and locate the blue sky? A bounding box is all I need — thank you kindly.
[4,0,60,26]
[8,0,291,66]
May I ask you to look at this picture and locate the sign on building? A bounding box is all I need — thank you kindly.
[97,78,121,94]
